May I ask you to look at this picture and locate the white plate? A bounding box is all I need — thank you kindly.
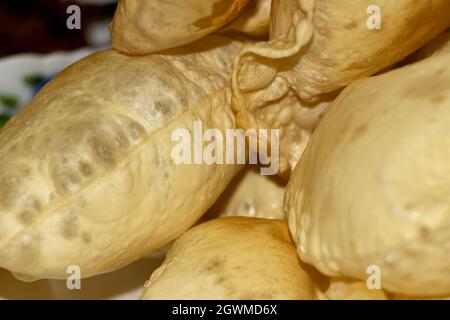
[0,48,95,117]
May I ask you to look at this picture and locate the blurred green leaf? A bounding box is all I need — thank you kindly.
[24,74,45,86]
[0,95,19,109]
[0,115,10,128]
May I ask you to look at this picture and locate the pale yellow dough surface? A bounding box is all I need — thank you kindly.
[206,168,286,220]
[111,0,249,54]
[319,279,389,300]
[231,0,450,173]
[0,36,243,281]
[224,0,272,37]
[285,52,450,296]
[141,217,316,299]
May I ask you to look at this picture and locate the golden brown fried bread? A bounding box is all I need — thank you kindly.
[111,0,249,54]
[0,36,243,281]
[285,52,450,296]
[231,0,450,173]
[141,217,316,299]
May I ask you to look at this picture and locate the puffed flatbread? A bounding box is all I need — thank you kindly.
[231,0,450,173]
[285,52,450,296]
[141,217,317,299]
[111,0,249,54]
[0,36,243,281]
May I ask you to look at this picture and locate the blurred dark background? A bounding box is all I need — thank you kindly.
[0,0,117,57]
